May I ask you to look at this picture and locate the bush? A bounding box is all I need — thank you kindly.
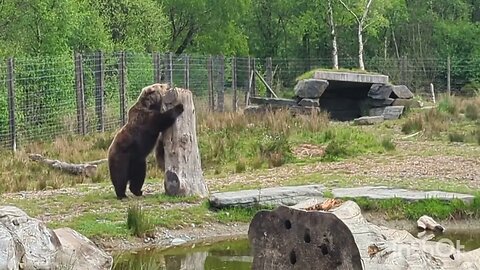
[401,116,423,134]
[381,137,396,151]
[465,103,479,120]
[448,132,466,143]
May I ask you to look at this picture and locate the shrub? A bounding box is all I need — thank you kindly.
[381,137,396,151]
[465,103,479,121]
[448,132,466,143]
[401,116,423,134]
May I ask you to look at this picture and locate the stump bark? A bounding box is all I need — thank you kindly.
[248,205,363,270]
[157,87,209,197]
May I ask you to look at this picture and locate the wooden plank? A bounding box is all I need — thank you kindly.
[254,70,278,98]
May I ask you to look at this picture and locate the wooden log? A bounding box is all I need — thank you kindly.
[248,204,363,270]
[158,88,209,197]
[28,154,107,177]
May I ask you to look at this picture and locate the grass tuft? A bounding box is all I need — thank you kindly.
[127,204,155,238]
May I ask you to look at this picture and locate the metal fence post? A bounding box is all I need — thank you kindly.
[119,51,127,126]
[74,53,86,135]
[6,58,16,151]
[94,51,105,132]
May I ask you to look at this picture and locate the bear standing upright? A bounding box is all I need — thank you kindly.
[107,84,184,200]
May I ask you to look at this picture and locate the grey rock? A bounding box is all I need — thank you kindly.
[314,70,389,84]
[392,98,422,109]
[209,184,326,208]
[0,206,61,270]
[249,97,298,107]
[297,98,320,107]
[332,186,475,203]
[363,97,395,107]
[391,85,414,99]
[171,238,187,246]
[383,105,404,120]
[0,206,113,270]
[353,116,384,125]
[369,107,386,116]
[329,201,480,269]
[294,79,329,98]
[55,228,113,270]
[368,83,394,99]
[289,105,322,116]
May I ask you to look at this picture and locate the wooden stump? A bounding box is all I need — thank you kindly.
[157,87,209,197]
[248,205,363,270]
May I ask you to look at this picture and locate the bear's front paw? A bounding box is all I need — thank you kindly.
[174,103,184,115]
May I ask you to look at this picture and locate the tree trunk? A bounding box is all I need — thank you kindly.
[358,24,365,70]
[158,87,209,197]
[327,0,339,69]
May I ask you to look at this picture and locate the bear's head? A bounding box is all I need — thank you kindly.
[137,83,171,110]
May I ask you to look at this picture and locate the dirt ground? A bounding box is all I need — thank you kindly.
[2,138,479,255]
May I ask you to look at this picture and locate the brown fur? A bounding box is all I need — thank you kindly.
[107,83,183,199]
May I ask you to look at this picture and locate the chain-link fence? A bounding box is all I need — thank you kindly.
[0,52,477,150]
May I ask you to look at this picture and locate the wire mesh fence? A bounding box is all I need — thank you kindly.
[0,52,476,150]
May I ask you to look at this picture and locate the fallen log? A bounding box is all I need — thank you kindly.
[28,154,107,177]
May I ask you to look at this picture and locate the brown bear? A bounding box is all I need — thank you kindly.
[107,83,183,200]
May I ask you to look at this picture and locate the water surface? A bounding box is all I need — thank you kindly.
[113,230,480,269]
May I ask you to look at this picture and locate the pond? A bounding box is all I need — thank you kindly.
[113,230,480,270]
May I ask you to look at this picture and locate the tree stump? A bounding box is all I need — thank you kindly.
[157,87,209,197]
[248,205,363,270]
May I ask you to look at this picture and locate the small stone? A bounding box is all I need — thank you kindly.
[171,238,187,246]
[353,116,384,125]
[298,98,320,107]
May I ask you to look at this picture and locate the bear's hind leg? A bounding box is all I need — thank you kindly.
[109,156,130,200]
[128,159,147,197]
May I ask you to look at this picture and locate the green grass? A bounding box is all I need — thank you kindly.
[295,67,380,81]
[349,195,480,221]
[127,204,155,237]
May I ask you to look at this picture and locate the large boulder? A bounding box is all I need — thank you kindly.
[368,84,414,99]
[368,83,394,100]
[391,85,414,99]
[328,201,480,269]
[0,206,112,270]
[294,79,329,98]
[392,98,422,109]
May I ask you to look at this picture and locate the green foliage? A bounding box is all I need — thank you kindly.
[465,103,479,120]
[448,132,466,142]
[352,196,480,221]
[318,127,387,161]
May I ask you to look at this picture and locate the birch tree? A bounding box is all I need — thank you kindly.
[338,0,374,70]
[327,0,339,69]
